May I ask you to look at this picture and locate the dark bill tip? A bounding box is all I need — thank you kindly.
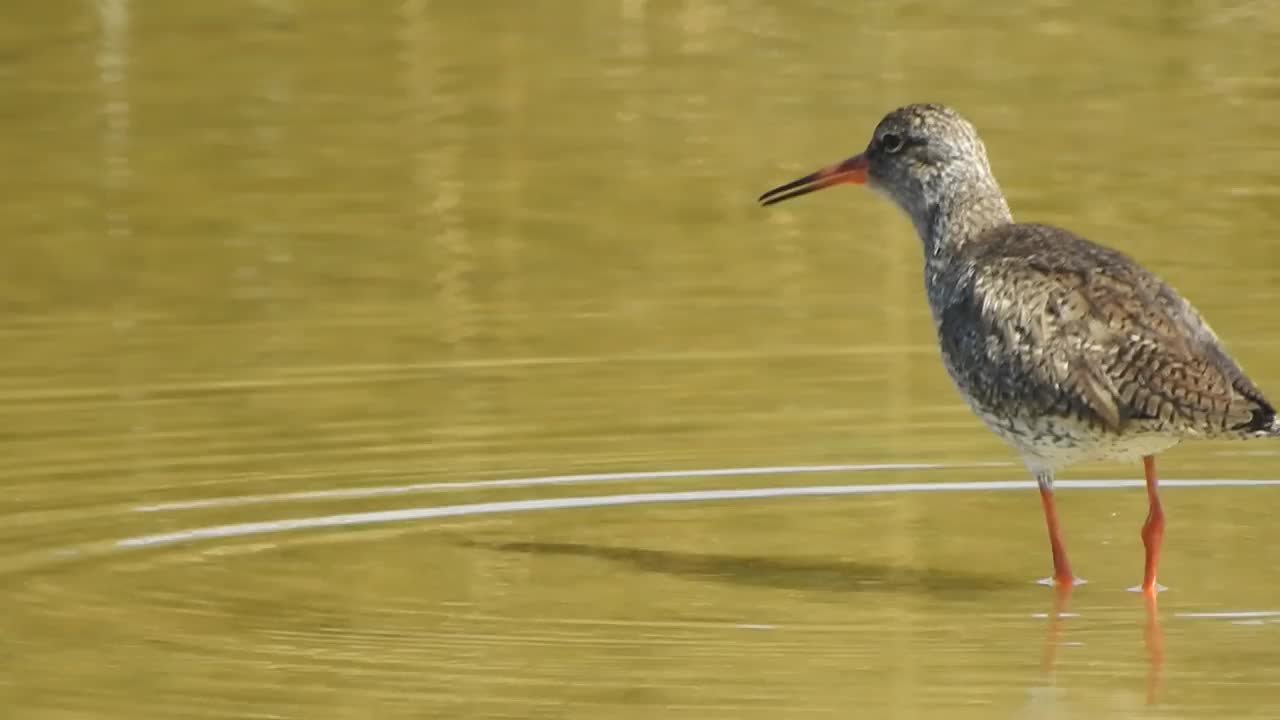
[758,153,869,207]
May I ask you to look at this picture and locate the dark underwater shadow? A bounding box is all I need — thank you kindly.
[454,538,1021,599]
[458,538,1164,704]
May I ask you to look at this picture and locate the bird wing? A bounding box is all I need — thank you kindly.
[944,224,1272,436]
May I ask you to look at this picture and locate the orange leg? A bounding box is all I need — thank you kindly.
[1140,455,1165,596]
[1037,472,1074,587]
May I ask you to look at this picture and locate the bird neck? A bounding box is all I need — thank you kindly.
[916,183,1013,261]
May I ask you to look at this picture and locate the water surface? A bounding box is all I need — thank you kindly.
[3,1,1280,717]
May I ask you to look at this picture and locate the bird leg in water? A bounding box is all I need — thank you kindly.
[1036,472,1074,587]
[1140,455,1165,596]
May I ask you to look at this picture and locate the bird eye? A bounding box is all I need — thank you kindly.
[881,133,905,153]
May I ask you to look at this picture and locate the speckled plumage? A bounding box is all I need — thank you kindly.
[856,105,1278,473]
[759,103,1277,591]
[932,223,1275,472]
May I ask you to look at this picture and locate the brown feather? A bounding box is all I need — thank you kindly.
[943,223,1273,439]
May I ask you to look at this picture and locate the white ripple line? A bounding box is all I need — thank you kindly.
[116,478,1280,549]
[134,462,1012,513]
[1176,611,1280,619]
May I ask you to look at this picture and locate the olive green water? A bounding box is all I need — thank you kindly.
[4,1,1280,717]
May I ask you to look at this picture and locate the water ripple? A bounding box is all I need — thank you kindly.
[118,477,1280,549]
[134,461,1013,512]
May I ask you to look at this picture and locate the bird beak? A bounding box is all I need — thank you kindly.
[758,153,869,207]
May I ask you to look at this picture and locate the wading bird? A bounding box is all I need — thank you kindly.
[759,103,1277,595]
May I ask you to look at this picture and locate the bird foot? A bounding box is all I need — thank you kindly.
[1037,576,1087,588]
[1127,583,1168,595]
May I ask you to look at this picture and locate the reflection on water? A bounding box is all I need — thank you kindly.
[461,538,1017,596]
[2,0,1280,717]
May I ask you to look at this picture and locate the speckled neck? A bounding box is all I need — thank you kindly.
[918,184,1013,263]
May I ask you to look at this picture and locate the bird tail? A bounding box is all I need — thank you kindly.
[1245,407,1280,438]
[1264,417,1280,438]
[1226,394,1280,438]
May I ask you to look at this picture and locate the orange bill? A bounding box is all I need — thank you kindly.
[758,153,869,206]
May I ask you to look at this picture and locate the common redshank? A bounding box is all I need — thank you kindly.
[759,103,1277,596]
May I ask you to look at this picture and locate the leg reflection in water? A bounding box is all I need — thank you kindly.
[1144,592,1164,705]
[1040,584,1074,678]
[1037,585,1166,707]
